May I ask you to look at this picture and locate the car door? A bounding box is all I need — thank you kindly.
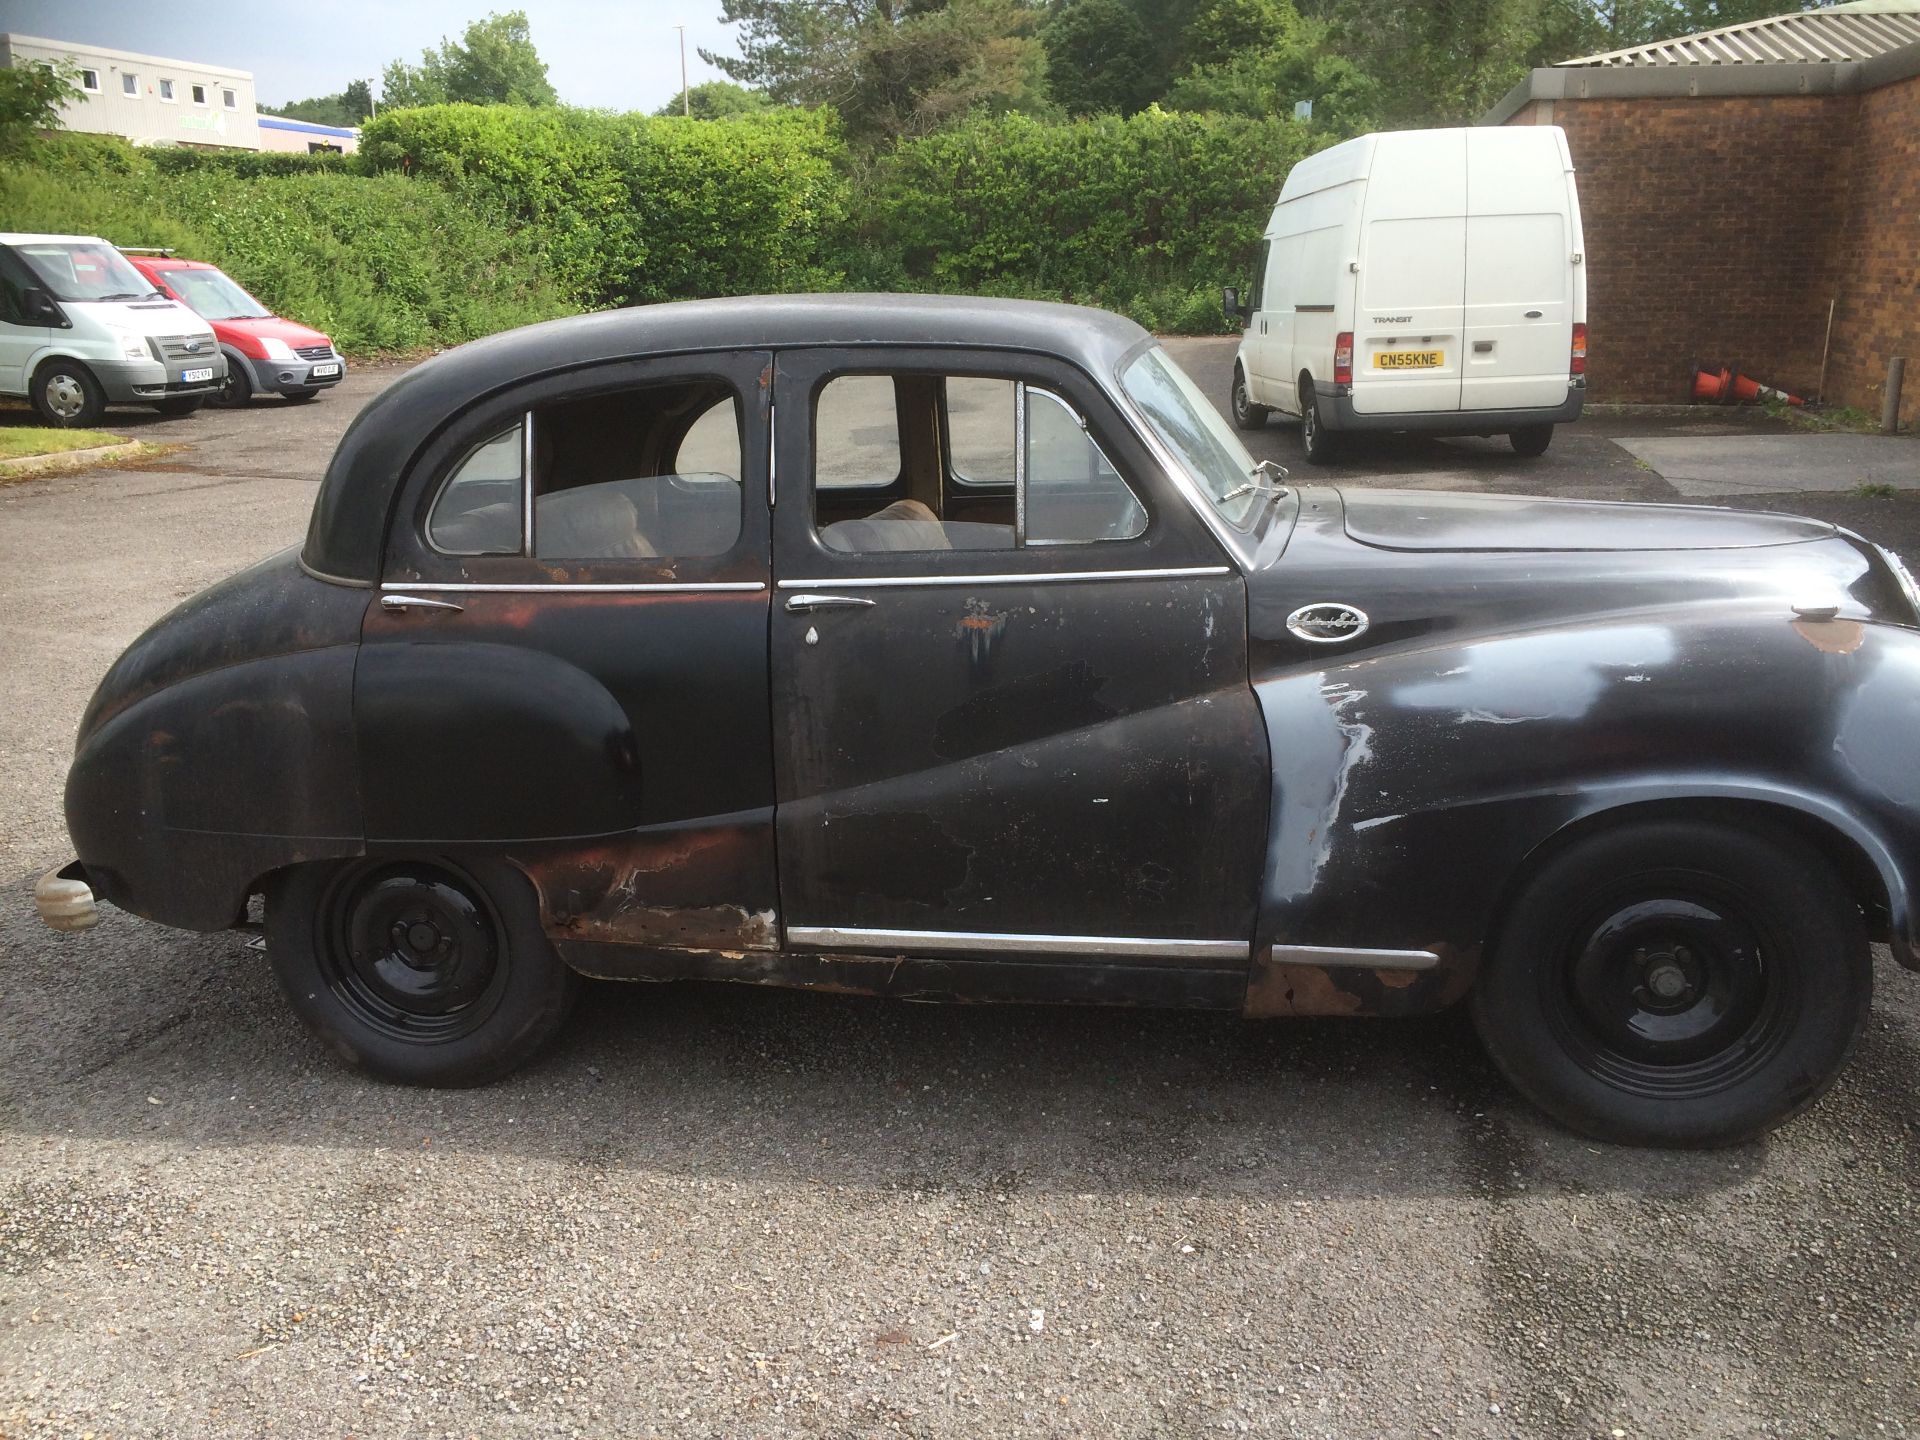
[357,349,779,970]
[768,346,1269,981]
[1460,127,1576,412]
[0,247,50,397]
[1351,128,1466,415]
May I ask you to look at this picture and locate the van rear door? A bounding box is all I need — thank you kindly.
[1351,129,1465,416]
[1461,128,1575,413]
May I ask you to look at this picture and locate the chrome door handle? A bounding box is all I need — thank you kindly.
[381,594,464,613]
[784,593,876,613]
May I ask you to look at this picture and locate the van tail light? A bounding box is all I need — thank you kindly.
[1333,332,1354,387]
[1571,322,1588,377]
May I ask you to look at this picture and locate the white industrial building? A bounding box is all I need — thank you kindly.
[1,32,263,150]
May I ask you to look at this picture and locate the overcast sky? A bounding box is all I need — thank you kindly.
[3,0,743,112]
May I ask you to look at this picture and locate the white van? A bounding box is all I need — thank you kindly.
[0,232,226,427]
[1224,126,1586,462]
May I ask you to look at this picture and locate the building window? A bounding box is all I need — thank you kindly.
[158,78,175,102]
[122,72,139,97]
[79,68,101,92]
[222,88,237,109]
[190,83,207,105]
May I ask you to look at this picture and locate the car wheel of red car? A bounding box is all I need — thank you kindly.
[266,857,579,1086]
[209,358,252,409]
[1472,818,1870,1148]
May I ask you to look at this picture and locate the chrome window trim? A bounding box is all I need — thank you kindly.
[1271,944,1441,972]
[1013,379,1027,546]
[789,925,1248,962]
[520,408,535,557]
[380,581,766,594]
[774,565,1229,591]
[423,418,530,560]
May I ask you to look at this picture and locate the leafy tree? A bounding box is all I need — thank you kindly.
[705,0,1047,142]
[381,10,557,108]
[1042,0,1164,115]
[1165,37,1379,135]
[0,58,80,156]
[656,80,773,117]
[265,80,375,127]
[1182,0,1300,70]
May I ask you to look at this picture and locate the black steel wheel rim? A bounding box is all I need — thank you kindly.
[1540,872,1795,1098]
[217,368,246,406]
[316,862,508,1043]
[1303,400,1318,448]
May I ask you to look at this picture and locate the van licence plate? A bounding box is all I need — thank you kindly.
[309,362,341,379]
[1375,350,1443,370]
[181,367,214,383]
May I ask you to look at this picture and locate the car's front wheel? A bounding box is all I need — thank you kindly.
[208,359,252,409]
[266,857,578,1086]
[1472,819,1870,1146]
[1230,365,1270,431]
[31,360,106,428]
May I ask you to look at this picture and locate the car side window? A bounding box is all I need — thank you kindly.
[810,372,1144,555]
[425,379,745,561]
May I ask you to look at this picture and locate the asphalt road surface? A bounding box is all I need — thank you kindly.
[3,345,1917,1439]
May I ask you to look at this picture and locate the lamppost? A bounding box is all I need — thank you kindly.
[674,24,689,116]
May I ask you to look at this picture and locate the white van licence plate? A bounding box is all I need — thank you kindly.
[181,367,214,383]
[309,362,341,379]
[1375,350,1443,370]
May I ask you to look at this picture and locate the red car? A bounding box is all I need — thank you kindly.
[124,253,346,407]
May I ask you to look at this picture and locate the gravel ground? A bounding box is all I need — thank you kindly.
[2,347,1917,1439]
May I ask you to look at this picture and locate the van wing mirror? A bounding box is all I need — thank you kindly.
[1222,286,1249,324]
[21,288,64,326]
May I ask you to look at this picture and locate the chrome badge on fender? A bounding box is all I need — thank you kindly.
[1286,601,1371,644]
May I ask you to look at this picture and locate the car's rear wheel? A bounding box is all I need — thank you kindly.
[1230,365,1270,431]
[1509,424,1554,457]
[31,360,106,428]
[208,360,252,409]
[1300,390,1339,465]
[266,857,578,1086]
[1472,820,1870,1146]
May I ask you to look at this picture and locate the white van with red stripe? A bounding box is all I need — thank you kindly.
[1224,126,1587,463]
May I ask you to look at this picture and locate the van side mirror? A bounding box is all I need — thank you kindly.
[21,287,63,326]
[1222,286,1249,324]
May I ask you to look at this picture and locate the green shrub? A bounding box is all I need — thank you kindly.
[359,103,851,308]
[0,136,571,354]
[148,147,357,179]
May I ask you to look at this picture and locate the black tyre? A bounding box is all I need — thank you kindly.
[1509,424,1554,457]
[154,397,203,418]
[1230,365,1271,431]
[266,857,578,1086]
[207,358,252,409]
[30,360,106,428]
[1300,389,1339,465]
[283,387,320,403]
[1472,820,1870,1147]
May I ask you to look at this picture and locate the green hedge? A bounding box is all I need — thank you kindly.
[0,135,570,353]
[358,104,848,309]
[856,109,1310,333]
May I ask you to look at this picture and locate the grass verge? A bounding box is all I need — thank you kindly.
[0,426,125,461]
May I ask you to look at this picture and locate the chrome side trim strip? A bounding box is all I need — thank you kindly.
[520,409,535,557]
[788,925,1248,962]
[379,581,767,594]
[775,565,1229,591]
[1271,944,1442,971]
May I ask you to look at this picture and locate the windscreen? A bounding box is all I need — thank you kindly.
[159,265,271,320]
[15,242,159,303]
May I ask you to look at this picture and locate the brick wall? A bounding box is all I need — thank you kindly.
[1506,94,1860,406]
[1828,73,1920,428]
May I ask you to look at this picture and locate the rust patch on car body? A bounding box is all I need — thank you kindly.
[513,820,778,954]
[1243,944,1475,1018]
[1793,617,1865,655]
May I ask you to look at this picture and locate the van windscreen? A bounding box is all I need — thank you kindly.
[15,243,160,303]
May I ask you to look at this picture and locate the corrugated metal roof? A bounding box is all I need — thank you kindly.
[1560,0,1920,67]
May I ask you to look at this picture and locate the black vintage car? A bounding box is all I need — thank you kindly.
[36,296,1920,1146]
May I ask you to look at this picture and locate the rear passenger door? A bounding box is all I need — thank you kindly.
[1352,128,1465,415]
[767,347,1268,968]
